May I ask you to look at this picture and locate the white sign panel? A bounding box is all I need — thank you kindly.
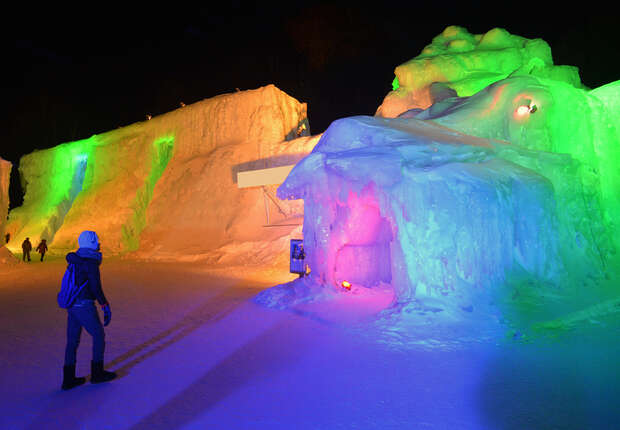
[237,165,296,188]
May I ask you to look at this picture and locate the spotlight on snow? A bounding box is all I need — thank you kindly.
[515,105,531,117]
[341,280,351,290]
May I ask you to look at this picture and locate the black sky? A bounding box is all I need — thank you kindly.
[1,2,617,206]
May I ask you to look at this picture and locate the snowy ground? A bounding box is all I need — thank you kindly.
[1,256,620,429]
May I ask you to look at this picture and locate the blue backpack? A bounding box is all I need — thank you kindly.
[57,263,88,308]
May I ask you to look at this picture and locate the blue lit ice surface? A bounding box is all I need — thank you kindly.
[260,76,617,333]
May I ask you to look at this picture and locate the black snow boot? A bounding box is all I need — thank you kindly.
[90,361,117,384]
[61,365,86,390]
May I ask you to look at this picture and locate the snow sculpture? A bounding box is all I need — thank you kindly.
[6,85,313,263]
[412,76,620,264]
[377,26,583,118]
[272,75,619,308]
[277,115,559,304]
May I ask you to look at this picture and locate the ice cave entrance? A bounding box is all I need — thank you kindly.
[331,187,393,288]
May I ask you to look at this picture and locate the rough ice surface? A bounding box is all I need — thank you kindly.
[0,156,10,242]
[412,75,620,263]
[377,25,583,118]
[0,155,17,266]
[263,74,619,312]
[274,116,560,306]
[4,85,314,265]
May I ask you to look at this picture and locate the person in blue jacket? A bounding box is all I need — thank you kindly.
[61,230,117,390]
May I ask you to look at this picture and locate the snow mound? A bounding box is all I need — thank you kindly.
[254,276,321,309]
[377,26,583,118]
[0,246,20,269]
[267,75,618,314]
[6,85,315,266]
[275,115,565,309]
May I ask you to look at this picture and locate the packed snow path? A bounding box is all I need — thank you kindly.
[1,258,619,429]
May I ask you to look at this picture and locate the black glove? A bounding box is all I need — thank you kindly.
[102,304,111,327]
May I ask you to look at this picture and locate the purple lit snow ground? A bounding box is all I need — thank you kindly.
[1,257,619,429]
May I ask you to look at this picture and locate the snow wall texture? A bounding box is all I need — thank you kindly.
[376,26,584,118]
[5,85,317,265]
[0,157,19,267]
[0,157,10,244]
[271,28,619,308]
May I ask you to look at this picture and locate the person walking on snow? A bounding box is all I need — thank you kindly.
[21,237,32,262]
[61,230,116,390]
[36,239,48,262]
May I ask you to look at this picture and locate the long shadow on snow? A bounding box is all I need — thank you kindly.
[109,288,257,377]
[25,288,256,430]
[127,321,307,430]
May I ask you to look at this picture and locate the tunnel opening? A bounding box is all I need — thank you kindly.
[332,186,394,288]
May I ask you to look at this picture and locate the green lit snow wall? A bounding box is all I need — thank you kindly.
[384,27,620,278]
[6,132,176,254]
[122,136,175,252]
[379,26,584,118]
[421,75,620,272]
[7,136,99,247]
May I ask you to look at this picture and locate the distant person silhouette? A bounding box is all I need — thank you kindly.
[62,230,116,390]
[21,237,32,262]
[36,239,48,261]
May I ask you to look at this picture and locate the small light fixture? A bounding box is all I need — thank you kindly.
[341,280,351,290]
[515,99,538,118]
[516,105,530,116]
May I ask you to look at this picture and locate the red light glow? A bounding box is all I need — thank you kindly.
[341,280,351,290]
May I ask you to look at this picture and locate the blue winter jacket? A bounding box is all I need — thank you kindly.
[65,248,108,306]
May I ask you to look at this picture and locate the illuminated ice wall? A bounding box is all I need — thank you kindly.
[270,27,619,307]
[414,76,620,261]
[278,75,619,304]
[6,85,314,261]
[0,157,11,244]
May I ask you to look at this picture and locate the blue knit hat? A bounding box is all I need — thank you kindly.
[78,230,99,250]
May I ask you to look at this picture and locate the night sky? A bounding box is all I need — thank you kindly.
[1,2,616,206]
